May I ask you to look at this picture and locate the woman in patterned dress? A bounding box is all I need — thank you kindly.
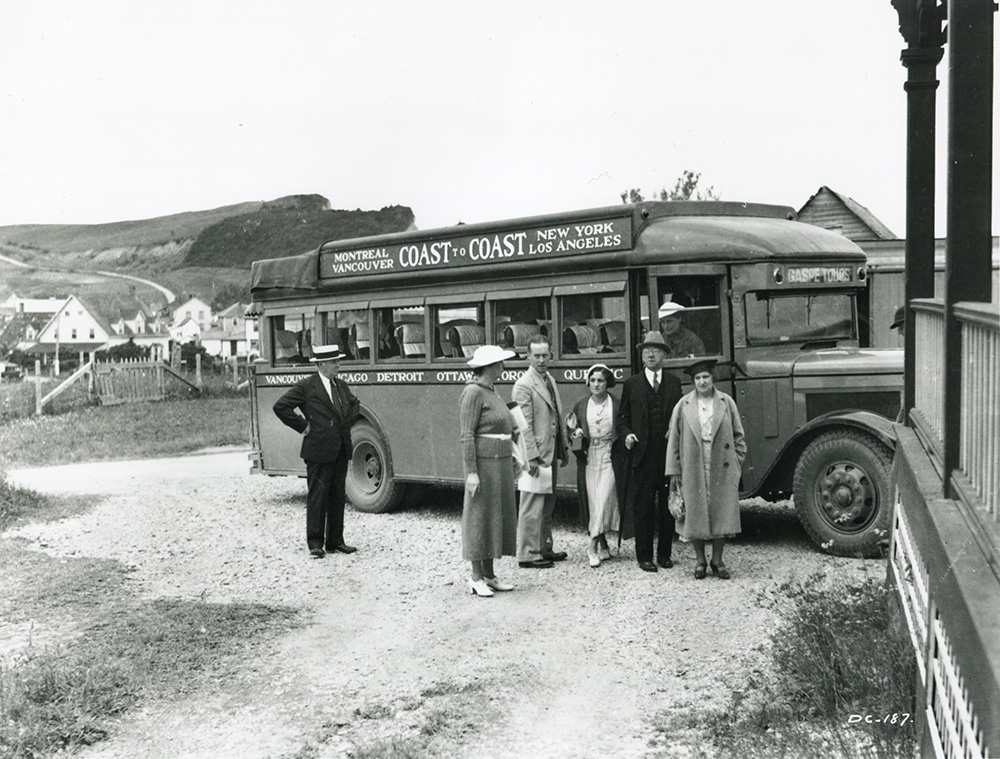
[460,345,519,597]
[567,364,625,568]
[665,359,746,579]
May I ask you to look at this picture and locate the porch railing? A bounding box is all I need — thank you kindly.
[955,302,999,526]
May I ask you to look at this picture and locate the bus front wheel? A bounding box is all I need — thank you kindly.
[346,421,406,514]
[792,429,893,558]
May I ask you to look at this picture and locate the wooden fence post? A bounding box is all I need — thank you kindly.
[195,353,202,389]
[34,378,42,415]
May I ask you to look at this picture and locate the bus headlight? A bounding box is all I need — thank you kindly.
[773,267,784,284]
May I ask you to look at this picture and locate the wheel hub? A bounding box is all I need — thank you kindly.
[818,462,876,532]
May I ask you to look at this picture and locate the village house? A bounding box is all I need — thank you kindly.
[200,302,252,358]
[171,296,213,331]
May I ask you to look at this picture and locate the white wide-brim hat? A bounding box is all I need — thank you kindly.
[467,345,517,368]
[658,301,686,318]
[310,344,347,362]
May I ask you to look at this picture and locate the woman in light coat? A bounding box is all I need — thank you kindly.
[665,359,746,579]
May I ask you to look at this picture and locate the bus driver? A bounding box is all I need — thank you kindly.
[658,301,706,358]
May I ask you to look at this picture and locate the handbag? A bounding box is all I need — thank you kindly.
[668,478,685,520]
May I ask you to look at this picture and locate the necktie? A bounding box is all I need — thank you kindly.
[652,373,660,393]
[327,379,342,415]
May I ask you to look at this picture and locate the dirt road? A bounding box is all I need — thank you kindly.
[4,450,879,758]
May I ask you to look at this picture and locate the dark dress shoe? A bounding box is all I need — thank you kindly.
[638,561,658,572]
[657,557,674,569]
[542,551,568,562]
[330,544,357,554]
[710,562,731,579]
[694,563,707,579]
[309,548,325,558]
[518,559,554,568]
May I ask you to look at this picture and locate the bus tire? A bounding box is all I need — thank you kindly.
[346,421,406,514]
[792,429,893,558]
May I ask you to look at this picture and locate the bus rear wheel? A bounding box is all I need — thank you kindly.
[792,429,893,558]
[346,421,406,514]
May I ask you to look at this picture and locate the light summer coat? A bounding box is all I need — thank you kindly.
[664,389,747,540]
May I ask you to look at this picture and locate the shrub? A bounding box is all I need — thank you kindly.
[701,573,917,759]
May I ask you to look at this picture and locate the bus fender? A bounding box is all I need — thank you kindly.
[752,410,897,497]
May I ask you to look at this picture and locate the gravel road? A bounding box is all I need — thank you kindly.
[4,449,881,758]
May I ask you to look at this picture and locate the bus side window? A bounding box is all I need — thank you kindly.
[320,310,368,361]
[375,306,423,360]
[434,303,485,359]
[558,291,627,358]
[654,276,723,358]
[494,296,551,357]
[271,314,311,365]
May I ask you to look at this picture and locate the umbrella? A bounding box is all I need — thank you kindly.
[617,447,633,554]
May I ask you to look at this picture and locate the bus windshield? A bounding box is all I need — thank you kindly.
[745,291,854,346]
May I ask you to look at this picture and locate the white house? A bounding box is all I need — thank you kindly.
[168,315,201,343]
[29,295,114,367]
[171,297,213,331]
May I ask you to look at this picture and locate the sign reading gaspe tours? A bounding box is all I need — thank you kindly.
[319,217,633,278]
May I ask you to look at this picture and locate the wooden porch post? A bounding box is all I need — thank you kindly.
[943,0,996,496]
[892,0,944,419]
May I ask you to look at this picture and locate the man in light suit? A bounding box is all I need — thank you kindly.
[273,344,361,558]
[513,335,569,569]
[619,331,683,572]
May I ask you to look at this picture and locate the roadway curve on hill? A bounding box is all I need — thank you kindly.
[0,250,176,304]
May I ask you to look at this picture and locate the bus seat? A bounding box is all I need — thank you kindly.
[396,322,426,358]
[438,319,477,357]
[600,320,625,353]
[448,324,486,357]
[563,325,601,354]
[352,322,371,359]
[536,320,551,337]
[504,323,537,355]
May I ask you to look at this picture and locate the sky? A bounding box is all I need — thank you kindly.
[1,1,996,238]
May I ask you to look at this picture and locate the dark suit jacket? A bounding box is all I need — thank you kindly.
[618,369,683,469]
[273,374,360,463]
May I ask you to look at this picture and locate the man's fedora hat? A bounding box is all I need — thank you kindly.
[467,345,517,368]
[657,301,686,318]
[890,306,905,330]
[310,345,347,362]
[636,331,670,352]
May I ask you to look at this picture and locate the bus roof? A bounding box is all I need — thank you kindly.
[250,201,866,300]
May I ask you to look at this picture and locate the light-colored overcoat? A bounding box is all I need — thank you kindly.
[664,389,746,540]
[512,367,566,467]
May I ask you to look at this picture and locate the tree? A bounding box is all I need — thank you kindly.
[621,170,719,204]
[211,282,249,312]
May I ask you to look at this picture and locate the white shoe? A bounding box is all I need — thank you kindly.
[468,578,494,597]
[484,576,514,592]
[588,550,601,568]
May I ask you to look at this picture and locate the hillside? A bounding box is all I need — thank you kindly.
[182,197,415,268]
[0,195,416,307]
[0,195,416,273]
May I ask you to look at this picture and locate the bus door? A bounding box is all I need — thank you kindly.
[645,264,730,388]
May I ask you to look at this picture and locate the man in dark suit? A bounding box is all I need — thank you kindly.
[619,332,683,572]
[273,344,361,558]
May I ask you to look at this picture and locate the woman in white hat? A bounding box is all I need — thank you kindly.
[566,364,626,567]
[460,345,518,597]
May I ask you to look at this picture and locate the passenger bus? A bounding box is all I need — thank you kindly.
[247,201,903,557]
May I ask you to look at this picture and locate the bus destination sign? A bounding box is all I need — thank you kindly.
[320,217,633,278]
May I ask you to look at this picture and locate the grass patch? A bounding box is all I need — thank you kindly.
[0,395,248,468]
[694,573,917,759]
[0,597,299,758]
[0,469,97,532]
